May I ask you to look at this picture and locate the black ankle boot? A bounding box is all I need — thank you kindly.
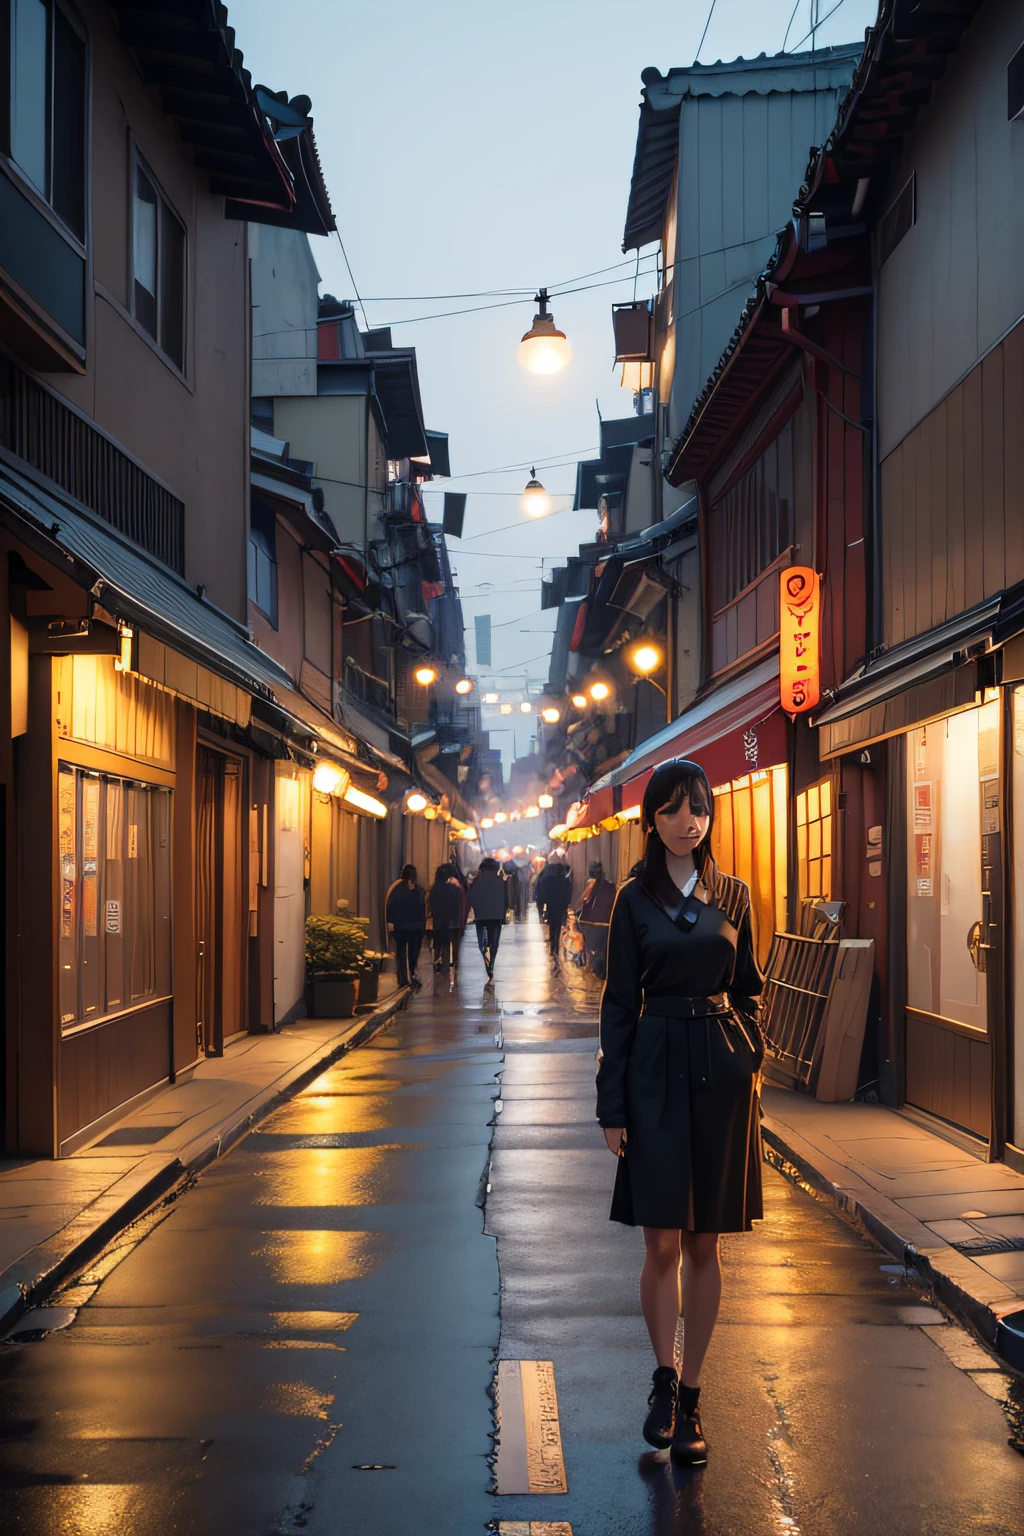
[671,1383,707,1465]
[642,1366,678,1448]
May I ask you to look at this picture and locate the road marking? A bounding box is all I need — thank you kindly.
[495,1360,567,1495]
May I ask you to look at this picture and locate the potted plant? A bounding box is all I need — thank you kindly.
[357,950,387,1006]
[305,912,366,1018]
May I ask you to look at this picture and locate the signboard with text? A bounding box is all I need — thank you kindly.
[779,566,821,714]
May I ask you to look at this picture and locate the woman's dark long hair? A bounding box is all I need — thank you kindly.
[638,758,717,909]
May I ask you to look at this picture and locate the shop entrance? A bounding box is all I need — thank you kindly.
[195,746,246,1055]
[904,701,1000,1139]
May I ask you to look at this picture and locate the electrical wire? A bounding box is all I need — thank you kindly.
[373,267,659,330]
[781,0,802,52]
[789,0,848,52]
[695,0,719,60]
[334,229,369,331]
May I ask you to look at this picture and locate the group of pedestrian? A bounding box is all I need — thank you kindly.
[384,856,514,990]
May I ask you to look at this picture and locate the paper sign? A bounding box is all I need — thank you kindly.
[105,899,121,934]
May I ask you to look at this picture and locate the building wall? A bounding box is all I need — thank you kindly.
[39,0,250,621]
[880,317,1024,647]
[273,394,370,546]
[667,57,856,440]
[273,762,310,1023]
[877,0,1024,460]
[250,224,320,398]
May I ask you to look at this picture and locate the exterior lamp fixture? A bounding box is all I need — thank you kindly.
[526,805,540,818]
[483,691,500,704]
[494,811,508,824]
[620,359,655,391]
[541,706,561,724]
[500,703,513,715]
[628,642,663,675]
[454,678,474,695]
[343,783,388,818]
[423,806,438,820]
[519,700,532,714]
[114,624,135,673]
[414,664,438,686]
[538,793,554,809]
[589,680,611,702]
[481,816,495,829]
[313,761,347,796]
[406,792,429,813]
[571,693,588,709]
[612,301,654,392]
[457,827,478,841]
[509,811,521,822]
[521,470,551,520]
[517,288,572,375]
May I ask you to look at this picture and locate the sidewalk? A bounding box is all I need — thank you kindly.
[0,980,407,1334]
[761,1086,1024,1368]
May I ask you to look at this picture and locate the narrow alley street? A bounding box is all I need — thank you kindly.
[1,915,1021,1535]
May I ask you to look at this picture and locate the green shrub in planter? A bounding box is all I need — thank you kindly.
[305,914,365,977]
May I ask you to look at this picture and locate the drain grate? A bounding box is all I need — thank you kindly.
[950,1235,1024,1257]
[96,1124,177,1146]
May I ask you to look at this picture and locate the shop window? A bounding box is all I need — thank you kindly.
[796,779,833,904]
[711,765,788,967]
[248,497,278,627]
[131,149,186,370]
[906,702,998,1033]
[58,764,172,1031]
[2,0,87,240]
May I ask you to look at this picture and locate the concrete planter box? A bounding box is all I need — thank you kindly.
[306,973,359,1019]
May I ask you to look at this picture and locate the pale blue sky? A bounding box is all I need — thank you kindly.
[232,0,878,709]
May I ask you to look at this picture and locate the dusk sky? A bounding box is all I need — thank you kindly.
[233,0,876,730]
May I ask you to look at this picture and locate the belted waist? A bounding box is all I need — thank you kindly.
[640,992,730,1019]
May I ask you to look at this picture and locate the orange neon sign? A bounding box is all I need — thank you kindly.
[779,566,821,714]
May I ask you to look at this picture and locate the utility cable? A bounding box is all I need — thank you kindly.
[789,0,848,52]
[334,228,369,330]
[781,0,802,52]
[695,0,719,60]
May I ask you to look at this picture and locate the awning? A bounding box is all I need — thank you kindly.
[589,654,788,803]
[814,595,1002,759]
[0,456,297,703]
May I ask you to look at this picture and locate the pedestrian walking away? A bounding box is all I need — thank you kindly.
[535,851,573,961]
[385,864,427,990]
[466,856,510,986]
[428,862,464,978]
[596,757,764,1467]
[578,858,616,980]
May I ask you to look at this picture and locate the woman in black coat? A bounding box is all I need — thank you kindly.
[596,758,763,1467]
[429,863,464,976]
[385,864,426,990]
[466,857,509,985]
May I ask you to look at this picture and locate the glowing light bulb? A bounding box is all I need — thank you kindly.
[629,642,663,676]
[519,700,532,714]
[590,680,611,701]
[494,812,508,824]
[571,694,587,709]
[521,470,551,520]
[406,792,428,813]
[414,665,438,686]
[454,677,473,695]
[517,289,572,375]
[538,793,554,809]
[541,707,560,724]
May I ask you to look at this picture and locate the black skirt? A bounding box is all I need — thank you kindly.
[610,1009,764,1233]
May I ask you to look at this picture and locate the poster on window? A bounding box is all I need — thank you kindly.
[914,832,933,896]
[912,781,932,829]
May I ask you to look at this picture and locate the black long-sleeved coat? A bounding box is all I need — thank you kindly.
[596,870,761,1128]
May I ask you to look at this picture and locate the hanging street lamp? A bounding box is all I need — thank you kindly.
[521,469,551,519]
[517,289,572,375]
[414,664,438,686]
[454,677,474,695]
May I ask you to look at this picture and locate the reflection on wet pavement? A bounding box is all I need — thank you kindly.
[0,912,1021,1535]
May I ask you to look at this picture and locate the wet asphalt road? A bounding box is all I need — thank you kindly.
[1,912,1023,1534]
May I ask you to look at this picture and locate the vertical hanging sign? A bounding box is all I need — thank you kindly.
[779,567,821,714]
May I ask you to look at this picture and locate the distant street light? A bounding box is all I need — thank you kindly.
[589,680,611,702]
[541,706,561,724]
[500,702,513,715]
[519,700,532,714]
[406,792,429,813]
[494,812,508,824]
[414,664,438,686]
[483,692,500,704]
[517,289,572,375]
[526,804,540,818]
[521,470,551,519]
[571,693,588,709]
[538,793,554,809]
[481,817,495,829]
[454,677,474,695]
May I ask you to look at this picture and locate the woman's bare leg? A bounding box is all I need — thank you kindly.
[640,1227,682,1368]
[679,1231,721,1387]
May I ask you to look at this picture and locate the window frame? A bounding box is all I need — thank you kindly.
[0,0,88,252]
[58,760,174,1036]
[248,497,279,628]
[128,137,187,376]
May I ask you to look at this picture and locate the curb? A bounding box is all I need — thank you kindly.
[0,987,408,1338]
[761,1122,1023,1371]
